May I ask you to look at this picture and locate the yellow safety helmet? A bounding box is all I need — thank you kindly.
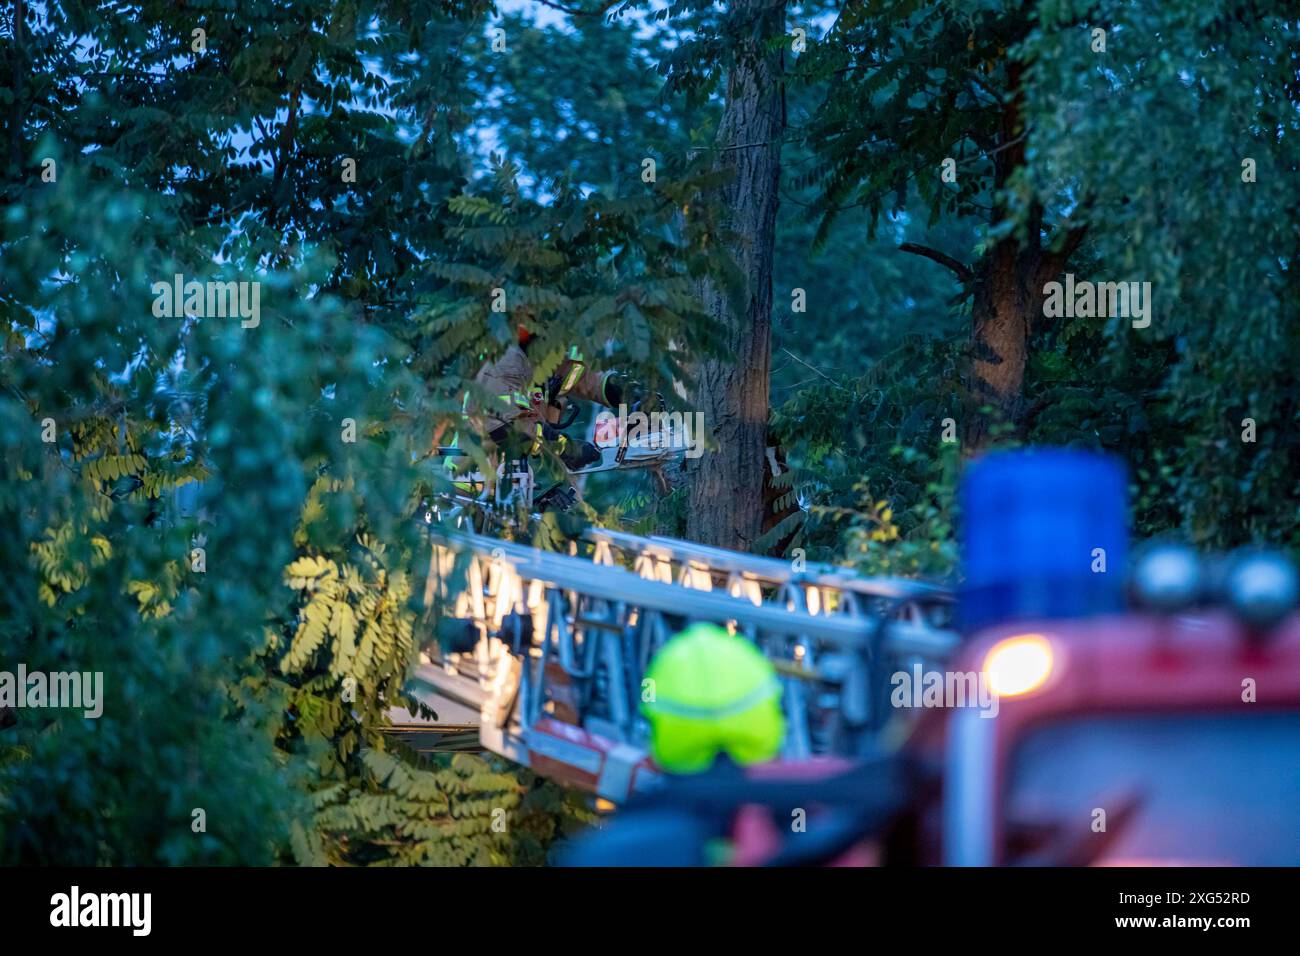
[641,623,785,775]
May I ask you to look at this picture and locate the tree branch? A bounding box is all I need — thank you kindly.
[780,348,849,391]
[1036,223,1089,287]
[531,0,620,16]
[899,242,973,282]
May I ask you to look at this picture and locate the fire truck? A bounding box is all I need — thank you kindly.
[898,449,1300,866]
[904,601,1300,866]
[414,448,1300,865]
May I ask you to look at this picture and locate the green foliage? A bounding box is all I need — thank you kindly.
[766,332,964,577]
[773,70,975,403]
[0,0,602,866]
[268,478,593,865]
[466,10,717,198]
[1016,0,1300,548]
[0,169,299,864]
[416,155,732,410]
[783,0,1299,560]
[800,0,1038,242]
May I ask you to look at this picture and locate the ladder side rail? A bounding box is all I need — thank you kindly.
[583,526,954,609]
[431,529,876,649]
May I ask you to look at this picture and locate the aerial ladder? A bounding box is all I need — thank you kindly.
[406,521,957,802]
[170,445,958,796]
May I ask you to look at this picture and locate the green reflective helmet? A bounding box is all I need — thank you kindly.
[641,623,785,775]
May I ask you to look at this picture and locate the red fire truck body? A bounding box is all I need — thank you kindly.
[906,610,1300,866]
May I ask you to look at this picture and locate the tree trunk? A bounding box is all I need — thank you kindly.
[685,0,786,550]
[966,240,1033,447]
[964,220,1086,450]
[962,61,1084,450]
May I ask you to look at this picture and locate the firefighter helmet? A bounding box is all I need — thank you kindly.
[641,623,785,774]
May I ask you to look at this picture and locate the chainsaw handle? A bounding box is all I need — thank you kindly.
[554,401,580,430]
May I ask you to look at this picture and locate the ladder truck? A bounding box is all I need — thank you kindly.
[412,448,1300,866]
[412,525,956,800]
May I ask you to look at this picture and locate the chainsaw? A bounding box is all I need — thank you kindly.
[431,398,691,526]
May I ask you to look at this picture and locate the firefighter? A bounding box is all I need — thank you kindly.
[560,624,787,866]
[470,324,626,471]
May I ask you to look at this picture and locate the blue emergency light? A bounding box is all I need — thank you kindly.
[959,448,1129,634]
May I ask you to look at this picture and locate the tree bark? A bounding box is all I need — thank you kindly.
[966,240,1032,446]
[965,224,1085,449]
[685,0,786,550]
[962,61,1085,450]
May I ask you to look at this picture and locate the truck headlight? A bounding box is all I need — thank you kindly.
[983,634,1054,698]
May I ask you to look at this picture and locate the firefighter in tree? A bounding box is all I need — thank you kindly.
[470,324,628,471]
